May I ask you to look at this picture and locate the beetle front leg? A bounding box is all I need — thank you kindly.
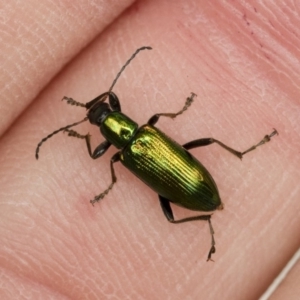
[64,129,111,159]
[159,195,216,261]
[90,152,121,206]
[183,129,278,159]
[148,93,197,126]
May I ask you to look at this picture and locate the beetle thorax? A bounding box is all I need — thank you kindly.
[100,112,138,149]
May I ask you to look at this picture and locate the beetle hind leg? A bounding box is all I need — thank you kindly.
[240,129,278,156]
[159,195,216,261]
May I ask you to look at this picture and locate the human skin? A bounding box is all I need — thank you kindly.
[0,1,299,299]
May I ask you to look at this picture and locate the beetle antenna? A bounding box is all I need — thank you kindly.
[108,46,152,93]
[35,117,88,160]
[62,96,86,108]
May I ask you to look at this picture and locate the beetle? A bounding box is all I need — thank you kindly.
[35,46,277,261]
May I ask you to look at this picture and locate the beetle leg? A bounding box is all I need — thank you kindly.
[183,129,278,160]
[90,152,121,206]
[147,93,197,126]
[159,195,216,261]
[64,129,111,159]
[240,129,278,156]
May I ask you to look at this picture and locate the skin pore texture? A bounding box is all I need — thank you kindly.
[0,1,299,299]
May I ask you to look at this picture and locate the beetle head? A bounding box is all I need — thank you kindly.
[87,102,111,126]
[35,46,152,159]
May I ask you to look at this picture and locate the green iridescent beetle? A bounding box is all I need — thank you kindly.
[35,47,277,261]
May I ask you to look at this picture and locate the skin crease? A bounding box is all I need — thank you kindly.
[0,0,299,299]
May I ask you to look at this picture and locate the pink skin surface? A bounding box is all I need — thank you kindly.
[0,1,299,299]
